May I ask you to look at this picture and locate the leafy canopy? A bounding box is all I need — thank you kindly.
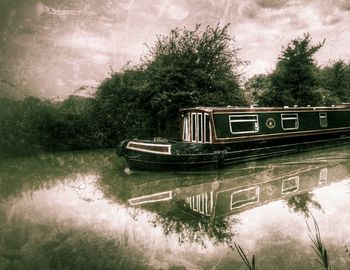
[140,24,247,136]
[94,24,247,141]
[260,33,325,106]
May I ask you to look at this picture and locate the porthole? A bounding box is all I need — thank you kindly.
[266,118,276,129]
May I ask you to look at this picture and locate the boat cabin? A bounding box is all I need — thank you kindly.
[180,105,350,144]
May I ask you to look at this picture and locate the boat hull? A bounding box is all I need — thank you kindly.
[120,131,350,171]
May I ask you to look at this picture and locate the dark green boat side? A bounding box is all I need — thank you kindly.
[119,104,350,171]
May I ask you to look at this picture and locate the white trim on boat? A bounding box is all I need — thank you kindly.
[281,176,299,194]
[230,186,260,210]
[128,191,173,205]
[319,112,328,128]
[319,168,328,185]
[126,141,171,155]
[215,126,350,141]
[229,114,259,134]
[281,113,299,130]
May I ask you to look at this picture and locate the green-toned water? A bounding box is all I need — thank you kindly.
[1,146,350,270]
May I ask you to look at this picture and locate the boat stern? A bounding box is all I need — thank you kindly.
[118,138,218,171]
[119,139,175,170]
[116,139,129,156]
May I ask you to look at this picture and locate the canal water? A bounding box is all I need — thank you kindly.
[1,145,350,270]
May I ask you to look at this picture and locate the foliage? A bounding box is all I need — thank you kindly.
[39,96,98,151]
[139,24,247,136]
[150,200,236,247]
[286,192,323,218]
[0,97,46,156]
[258,33,325,106]
[244,74,271,105]
[317,60,350,103]
[93,68,152,147]
[0,96,99,156]
[312,86,341,107]
[90,24,248,143]
[246,34,350,107]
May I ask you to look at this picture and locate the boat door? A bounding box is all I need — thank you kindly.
[182,112,212,143]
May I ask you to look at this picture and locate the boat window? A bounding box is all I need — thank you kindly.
[281,176,299,194]
[191,113,196,142]
[281,113,299,130]
[319,112,327,127]
[204,113,212,143]
[229,115,259,134]
[187,112,212,143]
[185,191,213,216]
[231,186,260,210]
[319,168,328,185]
[197,113,203,143]
[182,113,190,141]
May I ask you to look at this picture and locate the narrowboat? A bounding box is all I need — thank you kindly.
[118,104,350,171]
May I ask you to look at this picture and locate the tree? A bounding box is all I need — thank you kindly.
[244,74,271,105]
[317,60,350,102]
[93,24,248,142]
[259,33,325,106]
[140,24,247,136]
[93,68,152,147]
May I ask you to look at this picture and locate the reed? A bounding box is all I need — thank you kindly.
[234,242,256,270]
[306,214,331,270]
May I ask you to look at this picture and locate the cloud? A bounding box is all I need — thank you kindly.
[308,1,345,26]
[166,4,189,20]
[238,1,259,19]
[336,0,350,11]
[255,0,289,9]
[323,14,342,25]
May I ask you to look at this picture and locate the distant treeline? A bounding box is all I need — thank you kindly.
[245,33,350,107]
[1,25,350,156]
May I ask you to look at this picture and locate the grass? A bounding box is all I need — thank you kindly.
[234,242,256,270]
[306,214,331,270]
[233,214,332,270]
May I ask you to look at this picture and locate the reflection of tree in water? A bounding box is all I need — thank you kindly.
[0,218,148,270]
[286,192,323,217]
[0,150,118,201]
[95,159,239,247]
[149,200,238,247]
[98,171,239,247]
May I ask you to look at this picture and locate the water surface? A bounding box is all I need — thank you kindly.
[1,146,350,269]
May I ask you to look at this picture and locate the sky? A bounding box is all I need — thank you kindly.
[0,0,350,98]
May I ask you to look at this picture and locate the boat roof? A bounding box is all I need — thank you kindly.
[180,104,350,113]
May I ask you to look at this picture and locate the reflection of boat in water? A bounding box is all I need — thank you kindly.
[126,146,350,217]
[180,166,330,217]
[119,105,350,171]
